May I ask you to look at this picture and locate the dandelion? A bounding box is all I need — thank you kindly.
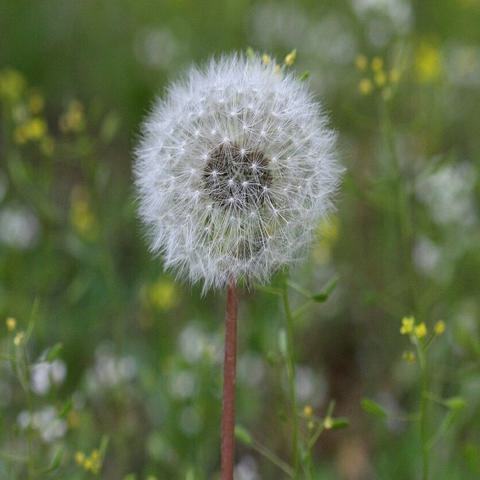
[134,53,341,479]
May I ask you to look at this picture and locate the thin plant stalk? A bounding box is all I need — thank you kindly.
[282,277,300,478]
[415,340,429,480]
[221,279,238,480]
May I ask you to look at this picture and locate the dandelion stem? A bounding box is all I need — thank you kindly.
[282,277,300,478]
[221,279,238,480]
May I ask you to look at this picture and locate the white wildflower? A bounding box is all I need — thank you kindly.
[135,54,341,290]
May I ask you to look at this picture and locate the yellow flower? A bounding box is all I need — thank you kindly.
[400,316,415,335]
[303,405,313,417]
[262,54,271,65]
[371,57,383,72]
[0,68,26,102]
[402,350,416,364]
[434,320,446,336]
[374,71,387,87]
[70,186,98,239]
[389,68,401,84]
[75,451,86,465]
[13,331,25,346]
[414,322,428,339]
[284,49,297,67]
[148,279,178,311]
[358,78,373,95]
[59,100,85,133]
[6,317,16,332]
[355,54,368,71]
[29,92,44,114]
[415,42,442,83]
[274,64,282,75]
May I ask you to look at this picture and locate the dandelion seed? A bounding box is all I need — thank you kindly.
[134,54,341,291]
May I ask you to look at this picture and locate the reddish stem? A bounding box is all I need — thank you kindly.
[221,279,238,480]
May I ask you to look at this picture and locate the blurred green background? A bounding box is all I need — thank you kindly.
[1,0,480,479]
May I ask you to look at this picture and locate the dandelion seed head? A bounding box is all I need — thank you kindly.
[135,54,342,290]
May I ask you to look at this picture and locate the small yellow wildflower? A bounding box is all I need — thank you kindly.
[402,351,416,364]
[400,316,415,335]
[374,71,387,87]
[284,49,297,67]
[307,420,315,430]
[303,405,313,417]
[415,42,442,83]
[6,317,16,332]
[14,118,47,144]
[0,68,26,102]
[28,92,44,114]
[358,78,373,95]
[274,64,282,75]
[59,100,85,133]
[75,452,86,465]
[323,416,333,430]
[371,57,383,72]
[70,186,98,239]
[148,279,178,311]
[434,320,446,336]
[414,322,428,339]
[76,449,102,474]
[262,54,271,65]
[389,68,400,83]
[355,54,368,71]
[13,331,25,347]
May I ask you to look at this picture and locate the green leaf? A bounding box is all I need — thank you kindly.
[312,277,338,303]
[445,397,466,410]
[298,70,310,81]
[58,399,73,418]
[361,398,387,418]
[42,447,64,473]
[45,343,63,362]
[235,425,253,446]
[330,417,350,429]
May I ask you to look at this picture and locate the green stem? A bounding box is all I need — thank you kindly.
[281,276,300,478]
[416,341,429,480]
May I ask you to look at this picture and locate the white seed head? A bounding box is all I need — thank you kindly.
[134,54,342,291]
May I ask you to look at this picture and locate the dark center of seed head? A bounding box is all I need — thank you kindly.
[203,143,272,210]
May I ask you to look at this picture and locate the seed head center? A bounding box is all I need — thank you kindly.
[203,143,272,210]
